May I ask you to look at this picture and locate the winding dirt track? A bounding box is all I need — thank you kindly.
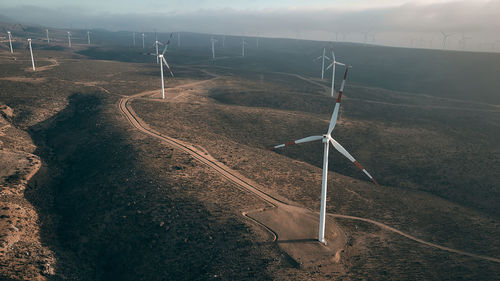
[118,87,500,264]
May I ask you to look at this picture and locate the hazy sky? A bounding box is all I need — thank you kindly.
[1,0,499,51]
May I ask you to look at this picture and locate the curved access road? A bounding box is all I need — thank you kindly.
[119,88,500,265]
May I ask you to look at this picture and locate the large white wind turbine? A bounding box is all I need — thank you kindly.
[28,38,35,71]
[158,43,174,100]
[269,66,378,244]
[325,48,346,97]
[315,47,331,80]
[242,38,248,57]
[7,31,13,53]
[46,29,50,43]
[67,31,72,48]
[210,37,217,59]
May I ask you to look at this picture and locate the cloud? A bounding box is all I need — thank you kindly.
[1,1,499,49]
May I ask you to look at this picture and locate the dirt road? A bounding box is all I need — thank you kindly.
[119,87,500,265]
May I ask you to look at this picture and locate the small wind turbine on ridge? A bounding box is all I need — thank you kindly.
[153,38,163,63]
[315,47,331,80]
[326,48,346,97]
[46,29,50,43]
[7,31,13,53]
[269,66,378,244]
[440,31,454,49]
[158,42,174,99]
[242,38,248,57]
[67,31,72,48]
[28,38,35,71]
[210,36,217,59]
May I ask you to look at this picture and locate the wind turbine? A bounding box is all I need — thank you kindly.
[177,32,180,48]
[87,31,91,45]
[459,33,472,51]
[315,47,331,80]
[269,66,378,244]
[325,48,346,97]
[7,31,13,53]
[46,29,50,43]
[142,33,145,49]
[210,36,217,59]
[158,43,174,100]
[242,38,248,57]
[67,31,72,48]
[28,38,35,71]
[440,31,454,49]
[222,35,226,48]
[153,38,163,64]
[133,32,136,46]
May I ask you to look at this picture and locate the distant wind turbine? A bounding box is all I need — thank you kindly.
[325,48,346,97]
[315,47,331,80]
[222,35,226,48]
[242,38,248,57]
[153,38,163,64]
[7,31,13,53]
[28,38,35,71]
[269,66,378,244]
[133,32,136,46]
[46,29,49,43]
[177,32,180,48]
[210,37,217,59]
[142,33,145,49]
[87,31,91,45]
[459,33,472,51]
[440,31,454,49]
[67,31,72,48]
[158,43,174,100]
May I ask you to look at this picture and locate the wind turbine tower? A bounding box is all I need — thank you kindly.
[67,31,72,47]
[326,48,346,97]
[269,66,378,244]
[158,43,174,99]
[133,32,136,46]
[315,47,331,80]
[210,37,217,59]
[142,33,145,49]
[7,31,13,53]
[242,38,248,57]
[28,38,35,71]
[87,31,91,45]
[46,29,50,43]
[441,31,454,49]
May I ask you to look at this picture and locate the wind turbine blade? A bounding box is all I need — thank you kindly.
[329,138,379,185]
[162,45,168,55]
[334,62,346,66]
[327,66,350,135]
[326,63,333,70]
[269,135,322,150]
[162,57,174,77]
[324,56,331,61]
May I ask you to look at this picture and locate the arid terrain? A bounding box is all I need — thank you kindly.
[1,28,500,280]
